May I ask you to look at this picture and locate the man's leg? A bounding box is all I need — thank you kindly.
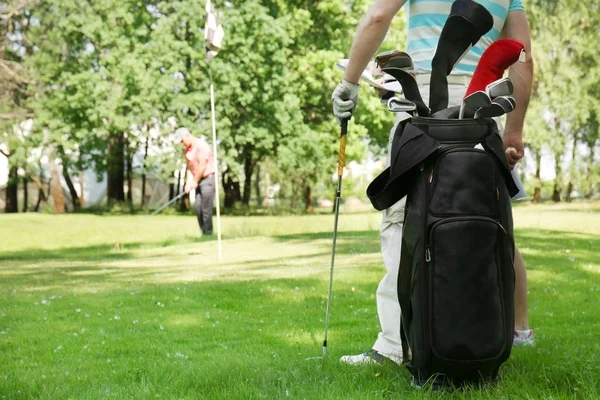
[340,113,410,366]
[514,247,529,330]
[194,189,204,233]
[372,197,405,359]
[198,174,215,235]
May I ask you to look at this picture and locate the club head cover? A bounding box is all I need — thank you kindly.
[465,39,526,97]
[382,66,430,116]
[429,0,494,113]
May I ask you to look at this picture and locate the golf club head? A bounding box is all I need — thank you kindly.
[492,96,515,114]
[375,50,414,70]
[486,77,514,99]
[460,90,491,118]
[474,102,505,118]
[381,66,430,116]
[387,97,417,113]
[506,96,516,109]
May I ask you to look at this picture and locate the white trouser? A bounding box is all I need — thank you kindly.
[372,82,526,358]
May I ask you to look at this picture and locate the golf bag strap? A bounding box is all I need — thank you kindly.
[483,133,520,197]
[367,122,440,210]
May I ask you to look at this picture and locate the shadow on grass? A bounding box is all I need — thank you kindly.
[0,234,218,263]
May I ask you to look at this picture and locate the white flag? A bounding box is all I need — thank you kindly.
[205,0,225,61]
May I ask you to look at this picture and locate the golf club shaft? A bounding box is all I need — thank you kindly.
[323,119,348,357]
[150,191,186,216]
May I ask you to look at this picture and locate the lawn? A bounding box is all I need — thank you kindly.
[0,203,599,399]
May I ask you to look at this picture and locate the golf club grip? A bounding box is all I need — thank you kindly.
[338,120,348,176]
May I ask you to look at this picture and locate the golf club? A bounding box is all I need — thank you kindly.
[387,97,417,113]
[375,50,414,70]
[459,90,491,119]
[492,96,515,114]
[323,118,348,357]
[376,51,430,116]
[147,191,186,216]
[429,0,494,113]
[465,39,526,97]
[474,102,505,118]
[380,66,429,116]
[485,77,514,99]
[506,96,517,109]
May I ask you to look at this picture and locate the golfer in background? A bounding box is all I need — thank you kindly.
[176,127,215,235]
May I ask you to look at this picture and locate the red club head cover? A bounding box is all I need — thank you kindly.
[465,39,525,97]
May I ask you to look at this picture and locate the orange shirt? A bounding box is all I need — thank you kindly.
[184,138,214,179]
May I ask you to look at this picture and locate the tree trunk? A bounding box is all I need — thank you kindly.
[79,171,85,208]
[5,167,18,213]
[262,157,271,206]
[176,168,182,196]
[22,176,28,212]
[223,173,241,208]
[49,157,65,213]
[566,136,578,202]
[169,183,175,200]
[585,140,596,199]
[141,137,149,207]
[254,164,262,206]
[31,174,47,212]
[242,156,253,206]
[61,162,81,211]
[552,153,562,202]
[304,183,314,212]
[533,150,542,204]
[107,132,125,203]
[126,150,133,204]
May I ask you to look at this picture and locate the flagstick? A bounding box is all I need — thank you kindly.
[209,69,223,262]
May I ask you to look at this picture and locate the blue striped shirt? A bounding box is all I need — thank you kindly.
[406,0,525,75]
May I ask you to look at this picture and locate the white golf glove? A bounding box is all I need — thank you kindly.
[332,80,359,124]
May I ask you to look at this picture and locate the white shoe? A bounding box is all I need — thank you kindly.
[513,329,535,347]
[339,349,402,366]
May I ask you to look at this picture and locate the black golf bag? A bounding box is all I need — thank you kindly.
[367,116,520,386]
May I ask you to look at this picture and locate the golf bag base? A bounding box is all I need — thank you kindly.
[367,116,519,387]
[412,371,499,391]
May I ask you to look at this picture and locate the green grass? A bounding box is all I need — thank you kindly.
[0,203,599,399]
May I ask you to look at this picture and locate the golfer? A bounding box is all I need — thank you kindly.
[176,127,215,236]
[331,0,535,366]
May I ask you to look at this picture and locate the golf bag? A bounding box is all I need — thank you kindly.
[367,116,520,386]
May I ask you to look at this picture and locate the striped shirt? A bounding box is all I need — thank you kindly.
[406,0,525,75]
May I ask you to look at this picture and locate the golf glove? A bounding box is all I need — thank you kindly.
[332,80,359,124]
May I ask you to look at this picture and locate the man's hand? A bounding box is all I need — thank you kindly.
[184,182,197,194]
[332,80,359,124]
[503,130,524,169]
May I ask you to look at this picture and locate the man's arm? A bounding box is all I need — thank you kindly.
[343,0,407,84]
[500,10,534,166]
[194,158,207,183]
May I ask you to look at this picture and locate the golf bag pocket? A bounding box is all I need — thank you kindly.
[428,217,507,362]
[428,148,497,217]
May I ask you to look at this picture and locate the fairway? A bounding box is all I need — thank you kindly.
[1,204,599,399]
